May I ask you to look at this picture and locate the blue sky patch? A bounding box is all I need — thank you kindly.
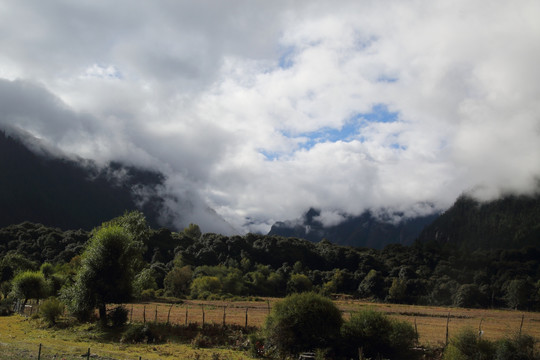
[258,104,400,158]
[278,46,296,69]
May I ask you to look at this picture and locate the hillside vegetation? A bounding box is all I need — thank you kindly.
[1,204,539,310]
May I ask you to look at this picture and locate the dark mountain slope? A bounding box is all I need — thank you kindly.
[268,208,438,249]
[0,130,169,230]
[417,193,540,249]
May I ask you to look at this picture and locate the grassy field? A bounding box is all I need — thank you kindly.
[2,298,539,359]
[124,299,540,346]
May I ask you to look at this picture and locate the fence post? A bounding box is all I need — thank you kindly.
[185,306,188,325]
[154,305,158,323]
[222,306,226,326]
[130,304,134,323]
[519,314,524,336]
[167,304,173,325]
[478,318,483,339]
[445,312,450,347]
[267,300,271,314]
[38,343,42,360]
[245,307,248,329]
[143,305,146,324]
[86,347,90,360]
[201,304,205,328]
[414,318,418,341]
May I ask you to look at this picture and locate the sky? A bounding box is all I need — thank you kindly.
[1,0,539,234]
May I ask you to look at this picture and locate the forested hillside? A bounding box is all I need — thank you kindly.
[418,193,540,249]
[0,130,169,230]
[1,212,539,310]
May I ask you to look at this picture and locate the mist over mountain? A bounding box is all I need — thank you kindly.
[0,129,174,230]
[268,208,439,249]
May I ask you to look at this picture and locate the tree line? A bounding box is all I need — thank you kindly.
[1,211,539,313]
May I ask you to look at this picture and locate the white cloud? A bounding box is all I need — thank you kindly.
[1,0,539,233]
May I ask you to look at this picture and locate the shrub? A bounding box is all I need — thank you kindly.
[108,305,128,327]
[121,324,157,343]
[263,292,342,356]
[190,276,222,299]
[340,309,418,360]
[140,288,156,301]
[495,333,539,360]
[191,333,212,348]
[443,327,496,360]
[0,298,13,316]
[39,297,64,326]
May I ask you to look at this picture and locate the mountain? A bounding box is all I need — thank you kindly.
[0,129,171,230]
[268,208,438,249]
[417,193,540,249]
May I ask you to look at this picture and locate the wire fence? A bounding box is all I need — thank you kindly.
[14,299,274,328]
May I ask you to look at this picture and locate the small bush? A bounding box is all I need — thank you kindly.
[0,298,13,316]
[248,333,266,358]
[263,292,342,356]
[444,327,496,360]
[139,289,156,301]
[121,324,157,344]
[39,297,64,326]
[191,332,212,348]
[108,305,128,327]
[495,333,539,360]
[340,309,418,360]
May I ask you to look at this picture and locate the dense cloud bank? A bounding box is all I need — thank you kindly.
[1,1,539,233]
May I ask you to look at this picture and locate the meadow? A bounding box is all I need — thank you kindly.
[1,298,538,359]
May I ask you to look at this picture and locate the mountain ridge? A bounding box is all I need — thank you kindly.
[0,129,170,230]
[268,207,439,249]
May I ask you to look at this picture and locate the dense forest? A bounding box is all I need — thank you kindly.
[1,196,539,311]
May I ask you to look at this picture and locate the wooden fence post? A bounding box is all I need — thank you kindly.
[38,343,42,360]
[445,312,450,347]
[86,348,90,360]
[143,305,146,324]
[222,306,226,326]
[185,306,188,325]
[167,304,174,325]
[245,307,248,329]
[519,314,524,336]
[201,304,205,328]
[478,318,483,339]
[414,318,418,341]
[154,305,158,323]
[267,300,271,314]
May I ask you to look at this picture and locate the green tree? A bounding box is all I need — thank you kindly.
[388,277,407,303]
[190,276,222,299]
[61,225,141,325]
[287,273,312,293]
[164,266,193,297]
[40,262,54,278]
[132,268,158,299]
[11,271,47,306]
[505,279,533,310]
[264,292,343,357]
[357,269,385,299]
[453,284,483,308]
[184,223,202,240]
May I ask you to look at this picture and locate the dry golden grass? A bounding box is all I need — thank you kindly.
[335,300,540,347]
[125,298,540,348]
